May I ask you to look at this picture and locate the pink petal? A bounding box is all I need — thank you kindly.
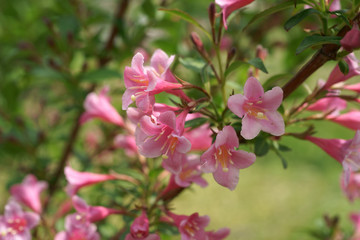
[176,136,192,153]
[259,86,283,111]
[244,77,264,100]
[213,165,239,190]
[231,150,256,169]
[261,111,285,136]
[227,94,246,118]
[200,145,217,173]
[158,111,176,130]
[72,196,89,214]
[215,125,239,149]
[240,115,261,140]
[150,49,174,76]
[329,111,360,130]
[23,212,40,229]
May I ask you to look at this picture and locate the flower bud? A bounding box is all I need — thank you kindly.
[208,3,216,28]
[341,23,360,52]
[256,45,268,61]
[190,32,204,53]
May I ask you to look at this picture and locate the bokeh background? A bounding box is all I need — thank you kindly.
[0,0,359,239]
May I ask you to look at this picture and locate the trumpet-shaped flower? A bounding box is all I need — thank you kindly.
[215,0,254,29]
[228,77,285,140]
[307,97,347,116]
[114,134,138,157]
[0,200,40,240]
[64,166,116,196]
[80,86,124,126]
[125,211,160,240]
[327,111,360,130]
[350,213,360,240]
[168,212,210,240]
[122,50,188,112]
[72,196,124,223]
[54,213,100,240]
[341,23,360,52]
[305,130,360,184]
[10,175,48,213]
[135,111,191,174]
[324,53,360,89]
[200,126,256,190]
[205,228,230,240]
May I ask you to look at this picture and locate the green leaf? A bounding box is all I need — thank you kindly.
[279,144,291,152]
[179,57,206,73]
[159,8,211,40]
[225,61,244,77]
[338,60,349,75]
[244,0,307,30]
[328,10,351,27]
[284,8,321,31]
[254,137,270,157]
[142,0,156,18]
[296,35,342,54]
[79,69,121,83]
[248,58,268,74]
[275,150,288,169]
[185,118,207,129]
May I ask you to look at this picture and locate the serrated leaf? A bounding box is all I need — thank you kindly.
[254,137,270,156]
[244,0,307,30]
[296,35,342,54]
[79,69,121,83]
[185,118,207,129]
[284,8,321,31]
[225,61,244,77]
[248,58,268,74]
[338,60,349,75]
[159,8,211,40]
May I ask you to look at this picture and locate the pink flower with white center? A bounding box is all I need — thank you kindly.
[54,213,100,240]
[228,77,285,140]
[135,111,191,174]
[305,130,360,185]
[122,50,188,112]
[324,53,360,89]
[0,200,39,240]
[327,111,360,130]
[215,0,254,29]
[307,97,347,116]
[125,211,160,240]
[341,171,360,202]
[72,196,124,223]
[80,86,124,127]
[341,23,360,52]
[205,228,230,240]
[114,134,138,157]
[10,174,48,213]
[168,212,210,240]
[200,126,256,190]
[64,166,116,196]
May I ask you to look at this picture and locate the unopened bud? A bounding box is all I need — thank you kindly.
[190,32,204,53]
[208,3,216,27]
[256,45,268,61]
[227,47,236,62]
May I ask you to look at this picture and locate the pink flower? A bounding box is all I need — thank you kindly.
[10,175,48,213]
[350,212,360,240]
[122,50,188,112]
[228,77,285,140]
[0,200,40,240]
[54,213,100,240]
[341,172,360,202]
[205,228,230,240]
[80,86,124,126]
[114,134,138,157]
[125,211,160,240]
[341,23,360,52]
[184,113,213,151]
[329,0,340,12]
[200,126,256,190]
[215,0,254,29]
[344,83,360,93]
[135,111,191,174]
[324,53,360,89]
[72,196,123,222]
[168,212,210,240]
[305,130,360,184]
[327,111,360,130]
[307,97,347,116]
[64,166,116,196]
